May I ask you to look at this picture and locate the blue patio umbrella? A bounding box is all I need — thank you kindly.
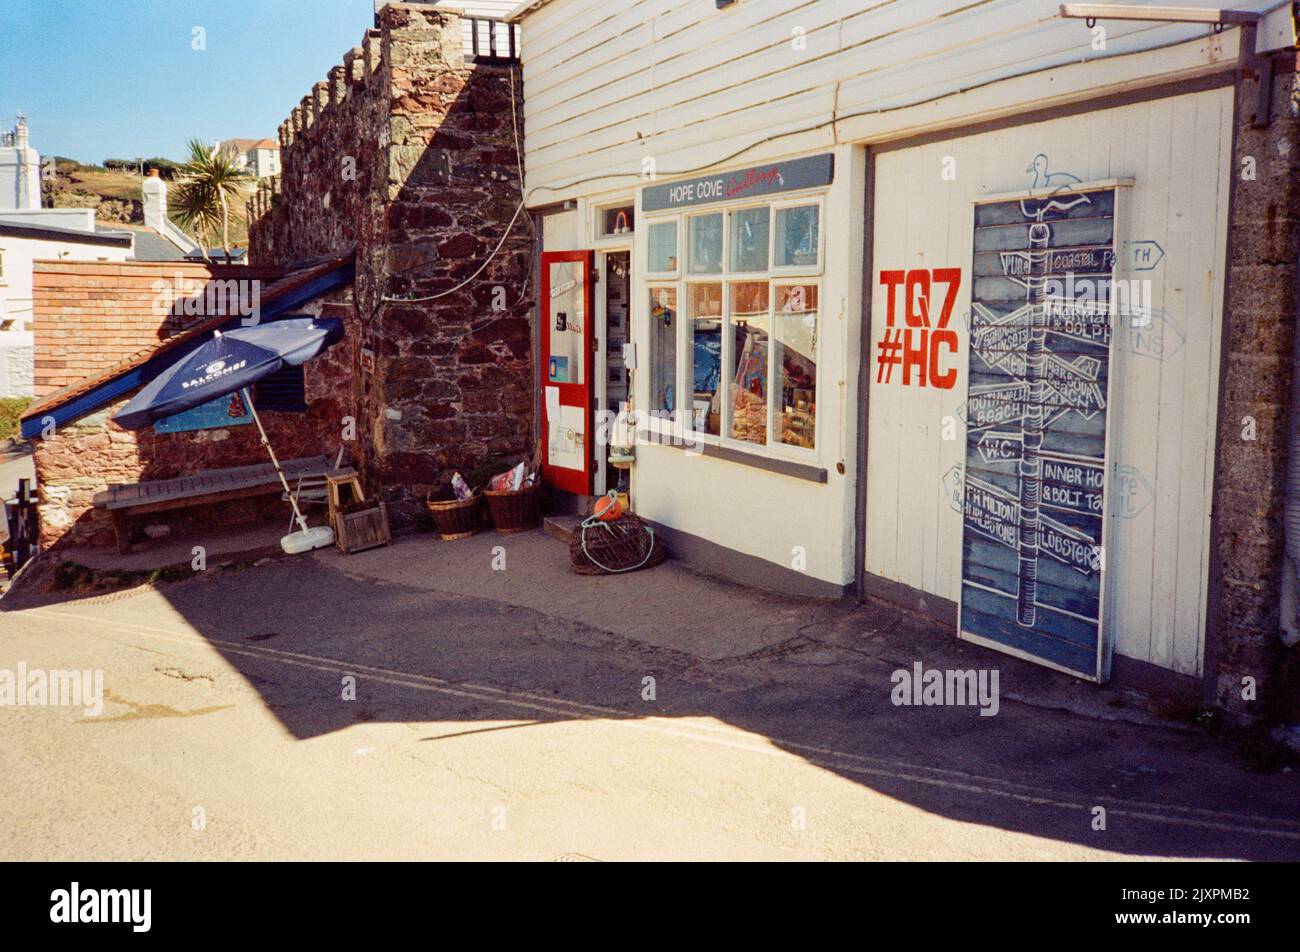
[113,317,345,551]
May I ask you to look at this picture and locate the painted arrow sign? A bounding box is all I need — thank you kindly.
[1042,352,1104,418]
[1122,239,1165,272]
[963,476,1099,576]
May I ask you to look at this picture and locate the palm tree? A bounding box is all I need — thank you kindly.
[170,138,252,263]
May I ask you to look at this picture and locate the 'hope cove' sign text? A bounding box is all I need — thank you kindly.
[641,154,834,211]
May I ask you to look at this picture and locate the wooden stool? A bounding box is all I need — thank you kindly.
[325,469,364,534]
[325,468,390,554]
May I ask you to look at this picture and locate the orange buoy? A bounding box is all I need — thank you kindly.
[592,491,623,522]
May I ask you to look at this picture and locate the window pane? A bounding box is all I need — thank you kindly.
[649,286,678,417]
[729,281,769,445]
[775,284,817,448]
[547,259,584,385]
[599,204,634,237]
[729,207,769,272]
[688,213,723,275]
[687,283,723,434]
[648,221,678,273]
[774,204,819,268]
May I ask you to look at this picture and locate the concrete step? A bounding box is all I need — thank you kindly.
[543,515,581,544]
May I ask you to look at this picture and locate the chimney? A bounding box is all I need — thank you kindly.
[142,167,167,231]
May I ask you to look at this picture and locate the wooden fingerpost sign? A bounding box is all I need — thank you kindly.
[958,166,1127,682]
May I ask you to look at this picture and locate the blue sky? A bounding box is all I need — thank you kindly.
[0,0,376,162]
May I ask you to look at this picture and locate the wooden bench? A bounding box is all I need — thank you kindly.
[92,456,334,553]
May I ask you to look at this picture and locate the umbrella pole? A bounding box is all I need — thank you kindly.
[242,387,309,534]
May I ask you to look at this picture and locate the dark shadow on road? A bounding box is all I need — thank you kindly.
[11,546,1300,862]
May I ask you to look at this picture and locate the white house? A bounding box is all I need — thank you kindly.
[216,138,282,178]
[0,116,41,213]
[506,0,1298,698]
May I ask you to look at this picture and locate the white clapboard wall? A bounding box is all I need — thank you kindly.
[865,87,1233,677]
[515,0,1271,205]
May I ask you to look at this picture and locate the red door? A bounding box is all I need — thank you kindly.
[540,250,594,496]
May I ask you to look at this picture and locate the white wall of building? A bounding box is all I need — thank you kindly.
[864,87,1234,676]
[628,143,865,588]
[514,0,1266,207]
[515,0,1252,673]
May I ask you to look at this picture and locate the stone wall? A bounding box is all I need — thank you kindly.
[1209,51,1300,725]
[32,290,358,549]
[248,3,533,520]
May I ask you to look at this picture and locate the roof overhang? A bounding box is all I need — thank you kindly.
[0,222,132,248]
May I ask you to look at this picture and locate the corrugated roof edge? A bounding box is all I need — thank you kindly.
[20,254,356,440]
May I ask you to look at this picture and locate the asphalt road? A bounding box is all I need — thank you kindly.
[1,539,1298,861]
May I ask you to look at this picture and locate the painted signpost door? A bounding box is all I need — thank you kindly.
[541,250,595,496]
[959,178,1122,682]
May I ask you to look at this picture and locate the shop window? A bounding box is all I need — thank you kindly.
[728,281,769,445]
[774,284,817,448]
[648,221,678,274]
[774,204,820,269]
[649,286,677,416]
[687,282,722,434]
[642,190,823,459]
[598,204,634,238]
[687,213,723,275]
[729,207,769,273]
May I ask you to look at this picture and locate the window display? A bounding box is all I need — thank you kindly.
[774,204,819,269]
[688,213,723,275]
[775,284,817,448]
[642,191,821,459]
[649,286,677,416]
[599,204,635,238]
[729,207,769,272]
[648,221,678,273]
[729,282,769,445]
[688,283,722,434]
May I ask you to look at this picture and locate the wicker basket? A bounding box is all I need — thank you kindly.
[483,482,543,534]
[569,512,667,575]
[426,493,483,540]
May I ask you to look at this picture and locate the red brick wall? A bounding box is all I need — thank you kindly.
[33,261,284,395]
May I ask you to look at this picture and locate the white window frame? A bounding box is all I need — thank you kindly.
[593,198,636,246]
[641,187,826,464]
[770,196,825,277]
[645,219,681,279]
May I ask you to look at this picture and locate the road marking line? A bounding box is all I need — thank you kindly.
[28,606,1300,843]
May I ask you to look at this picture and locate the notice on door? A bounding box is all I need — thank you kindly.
[958,180,1118,681]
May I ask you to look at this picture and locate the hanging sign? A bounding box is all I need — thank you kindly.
[958,175,1119,682]
[641,154,833,211]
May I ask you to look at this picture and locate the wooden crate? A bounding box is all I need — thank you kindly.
[334,500,391,554]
